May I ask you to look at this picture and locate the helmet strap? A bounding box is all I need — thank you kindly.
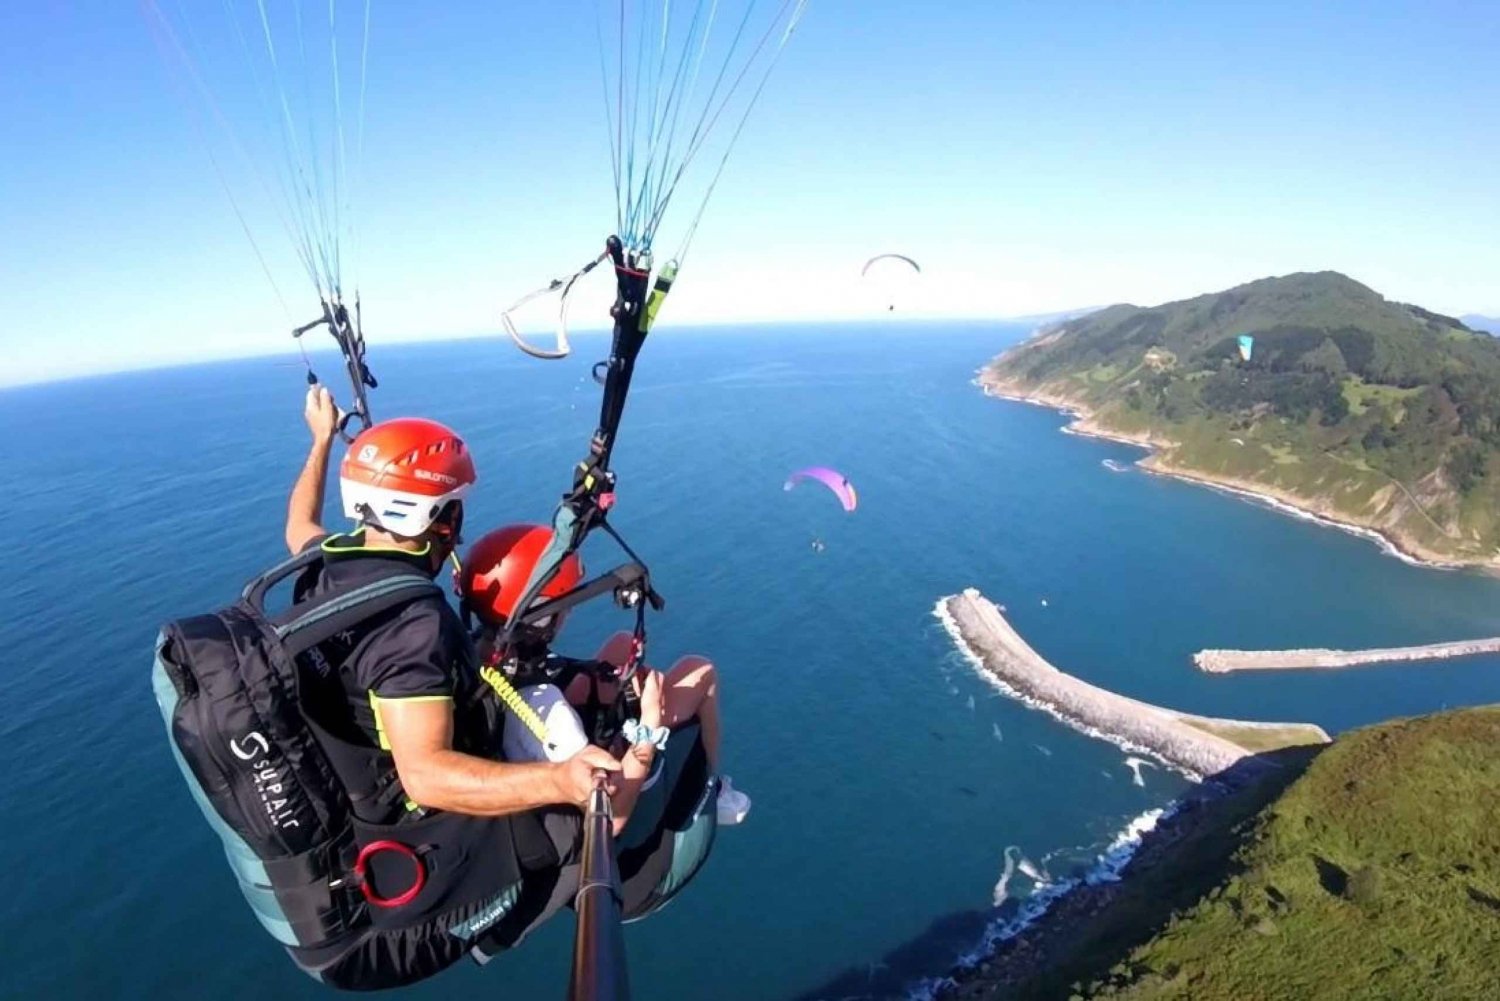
[431,500,465,544]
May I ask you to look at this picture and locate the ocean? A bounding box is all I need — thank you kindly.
[3,323,1499,1000]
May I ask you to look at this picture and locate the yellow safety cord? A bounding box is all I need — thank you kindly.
[453,549,551,746]
[480,663,552,745]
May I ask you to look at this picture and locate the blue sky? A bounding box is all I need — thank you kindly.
[1,1,1497,387]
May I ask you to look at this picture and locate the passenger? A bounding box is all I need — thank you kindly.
[461,523,752,826]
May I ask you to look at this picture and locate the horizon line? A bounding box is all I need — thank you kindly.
[0,314,1047,393]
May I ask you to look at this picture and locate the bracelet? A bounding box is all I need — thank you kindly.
[622,719,670,750]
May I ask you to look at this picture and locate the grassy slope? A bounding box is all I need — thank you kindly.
[1176,719,1329,755]
[987,273,1500,564]
[984,708,1500,1001]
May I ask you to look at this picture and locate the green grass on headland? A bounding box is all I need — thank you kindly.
[988,272,1500,565]
[964,708,1500,1001]
[1176,717,1329,755]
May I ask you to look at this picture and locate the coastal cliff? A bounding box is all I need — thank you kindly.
[980,272,1500,571]
[933,707,1500,1000]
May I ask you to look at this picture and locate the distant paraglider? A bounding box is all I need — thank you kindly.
[1237,334,1255,362]
[861,254,921,312]
[784,467,858,512]
[861,254,921,277]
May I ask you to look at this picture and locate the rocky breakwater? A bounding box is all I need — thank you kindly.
[939,589,1329,777]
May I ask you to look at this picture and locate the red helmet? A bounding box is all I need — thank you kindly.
[461,524,585,628]
[340,418,476,537]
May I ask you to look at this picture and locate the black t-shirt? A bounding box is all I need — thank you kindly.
[296,533,502,813]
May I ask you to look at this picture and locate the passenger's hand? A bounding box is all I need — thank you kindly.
[637,669,665,730]
[304,384,342,443]
[554,746,621,806]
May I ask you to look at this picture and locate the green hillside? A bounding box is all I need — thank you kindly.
[947,708,1500,1001]
[985,273,1500,566]
[1090,708,1500,1000]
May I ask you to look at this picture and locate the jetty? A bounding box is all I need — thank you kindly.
[1194,637,1500,673]
[938,589,1329,778]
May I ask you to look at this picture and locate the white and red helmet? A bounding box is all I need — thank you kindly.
[339,418,476,537]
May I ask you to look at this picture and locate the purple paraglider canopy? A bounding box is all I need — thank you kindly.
[783,467,858,512]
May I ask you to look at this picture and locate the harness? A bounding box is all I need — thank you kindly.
[152,544,560,990]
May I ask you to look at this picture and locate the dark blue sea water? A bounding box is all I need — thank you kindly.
[3,324,1499,1000]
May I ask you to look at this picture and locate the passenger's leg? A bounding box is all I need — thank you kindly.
[662,655,747,823]
[662,655,720,772]
[563,631,635,706]
[579,638,722,769]
[583,638,743,821]
[594,630,635,669]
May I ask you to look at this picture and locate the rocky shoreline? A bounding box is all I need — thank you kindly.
[932,783,1231,1000]
[975,371,1493,573]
